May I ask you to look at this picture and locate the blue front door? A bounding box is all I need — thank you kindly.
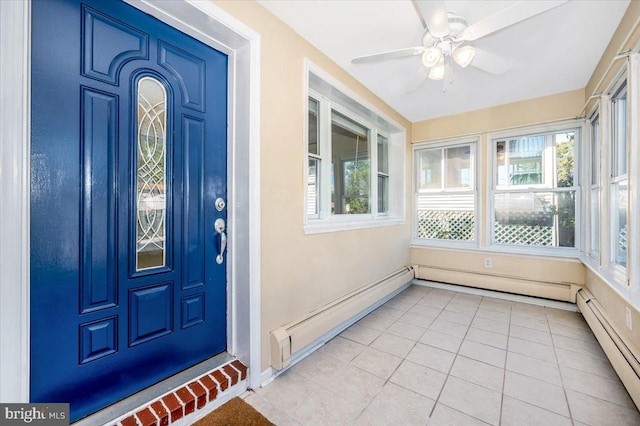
[30,0,228,421]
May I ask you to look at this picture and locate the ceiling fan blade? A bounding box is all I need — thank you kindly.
[413,0,450,37]
[462,0,568,41]
[351,46,424,64]
[405,66,429,93]
[470,48,515,75]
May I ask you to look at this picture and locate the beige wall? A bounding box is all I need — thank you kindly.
[213,1,412,371]
[411,89,587,299]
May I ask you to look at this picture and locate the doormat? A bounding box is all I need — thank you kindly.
[193,397,274,426]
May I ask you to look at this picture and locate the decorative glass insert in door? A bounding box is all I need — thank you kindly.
[135,77,167,270]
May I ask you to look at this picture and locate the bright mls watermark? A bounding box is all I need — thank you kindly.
[0,404,69,426]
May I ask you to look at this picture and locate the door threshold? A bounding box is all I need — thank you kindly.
[74,353,247,426]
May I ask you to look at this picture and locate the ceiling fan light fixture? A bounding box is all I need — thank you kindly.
[421,47,442,68]
[452,46,476,68]
[428,61,445,80]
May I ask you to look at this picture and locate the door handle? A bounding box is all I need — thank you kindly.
[214,218,227,264]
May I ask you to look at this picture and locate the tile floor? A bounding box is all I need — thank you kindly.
[242,284,640,425]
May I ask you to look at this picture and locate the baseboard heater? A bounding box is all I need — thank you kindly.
[269,266,414,370]
[576,288,640,409]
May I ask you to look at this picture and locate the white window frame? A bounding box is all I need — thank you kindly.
[303,60,406,234]
[412,137,479,248]
[607,75,629,283]
[586,108,601,262]
[487,120,583,257]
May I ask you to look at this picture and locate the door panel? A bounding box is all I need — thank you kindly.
[30,0,228,421]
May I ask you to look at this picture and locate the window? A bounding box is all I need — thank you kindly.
[588,112,600,259]
[610,82,628,269]
[305,65,405,233]
[491,125,579,251]
[414,141,477,243]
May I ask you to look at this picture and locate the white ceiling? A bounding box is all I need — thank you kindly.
[259,0,630,122]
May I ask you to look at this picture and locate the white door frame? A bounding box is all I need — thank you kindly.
[0,0,262,401]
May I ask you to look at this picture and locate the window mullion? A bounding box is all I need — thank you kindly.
[319,98,332,219]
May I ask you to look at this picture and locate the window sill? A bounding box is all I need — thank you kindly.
[304,217,405,234]
[411,242,581,260]
[580,256,640,312]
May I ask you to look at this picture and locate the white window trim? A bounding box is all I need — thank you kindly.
[585,107,601,261]
[303,60,406,234]
[487,119,583,257]
[412,137,480,249]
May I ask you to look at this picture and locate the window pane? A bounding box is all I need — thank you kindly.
[418,148,442,190]
[590,188,599,254]
[445,146,471,188]
[331,111,370,214]
[416,192,475,241]
[613,180,627,267]
[308,97,319,155]
[378,134,389,174]
[613,92,627,177]
[507,136,544,185]
[496,141,507,186]
[378,175,388,214]
[308,158,319,216]
[555,132,574,188]
[591,117,599,185]
[494,191,575,247]
[136,77,167,270]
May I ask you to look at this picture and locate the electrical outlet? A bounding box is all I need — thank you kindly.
[626,307,633,331]
[484,258,492,268]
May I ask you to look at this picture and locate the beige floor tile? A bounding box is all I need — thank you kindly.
[419,329,464,353]
[438,309,475,326]
[509,324,553,345]
[406,342,456,373]
[511,302,546,319]
[475,308,510,323]
[471,317,510,335]
[458,340,506,368]
[399,311,437,328]
[567,389,640,426]
[560,365,636,408]
[503,371,569,417]
[508,336,557,363]
[367,381,434,425]
[548,321,595,341]
[373,304,407,320]
[449,355,504,392]
[389,360,447,399]
[289,350,347,385]
[325,364,385,407]
[370,332,416,358]
[340,323,382,345]
[354,409,395,426]
[552,333,606,358]
[544,309,589,329]
[385,320,426,341]
[501,395,571,426]
[269,413,303,426]
[451,293,482,306]
[438,376,502,425]
[384,298,416,311]
[409,303,443,317]
[357,312,395,331]
[291,388,363,426]
[318,336,366,363]
[351,347,403,380]
[244,392,288,420]
[555,347,616,378]
[506,352,562,385]
[429,317,469,338]
[254,371,318,414]
[510,314,549,332]
[478,298,512,314]
[444,302,478,314]
[466,327,508,350]
[428,403,491,425]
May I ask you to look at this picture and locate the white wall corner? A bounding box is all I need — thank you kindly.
[0,0,31,402]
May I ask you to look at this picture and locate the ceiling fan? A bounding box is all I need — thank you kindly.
[351,0,568,92]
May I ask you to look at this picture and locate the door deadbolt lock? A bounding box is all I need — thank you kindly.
[215,198,226,211]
